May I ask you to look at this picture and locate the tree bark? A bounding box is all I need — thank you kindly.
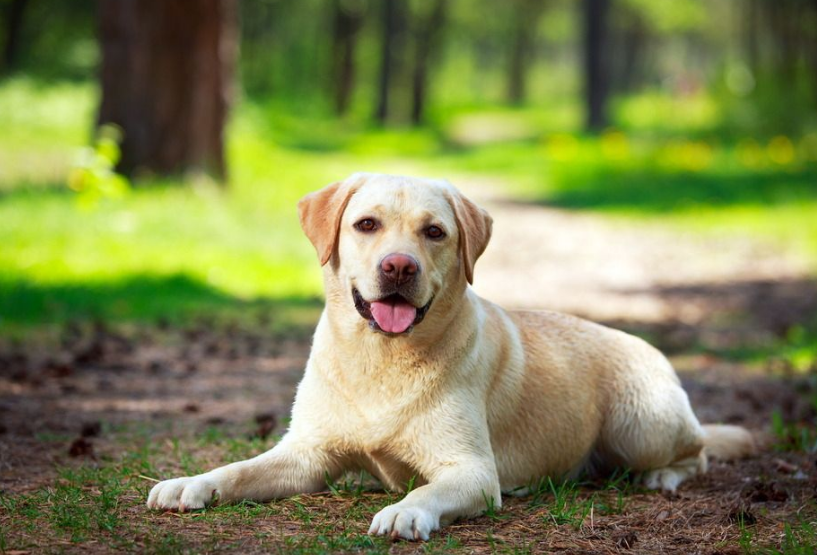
[744,0,760,72]
[810,0,817,105]
[97,0,238,181]
[410,0,446,125]
[374,0,397,124]
[583,0,609,132]
[375,0,405,125]
[1,0,29,73]
[616,15,646,93]
[506,0,544,106]
[331,0,364,116]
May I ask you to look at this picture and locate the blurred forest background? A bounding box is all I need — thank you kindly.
[2,1,817,553]
[0,0,816,334]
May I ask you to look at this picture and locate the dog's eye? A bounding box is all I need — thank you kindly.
[425,225,445,240]
[355,218,378,233]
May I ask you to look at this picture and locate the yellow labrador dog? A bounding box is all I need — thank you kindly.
[148,173,755,540]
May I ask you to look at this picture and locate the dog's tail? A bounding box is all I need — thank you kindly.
[701,424,756,460]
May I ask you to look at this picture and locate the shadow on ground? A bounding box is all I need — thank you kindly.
[539,166,817,212]
[1,269,816,552]
[0,273,323,333]
[598,277,817,363]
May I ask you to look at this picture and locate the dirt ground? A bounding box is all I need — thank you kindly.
[1,182,816,553]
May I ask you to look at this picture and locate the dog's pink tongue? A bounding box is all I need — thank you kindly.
[370,299,417,334]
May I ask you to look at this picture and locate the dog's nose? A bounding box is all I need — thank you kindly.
[380,253,419,285]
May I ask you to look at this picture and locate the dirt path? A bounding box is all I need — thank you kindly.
[2,180,815,487]
[463,179,813,324]
[455,178,817,367]
[2,180,816,553]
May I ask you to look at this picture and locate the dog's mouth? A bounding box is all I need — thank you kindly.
[353,288,432,335]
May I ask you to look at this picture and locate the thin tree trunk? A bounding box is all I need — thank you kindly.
[809,0,817,106]
[410,0,446,125]
[375,0,398,124]
[744,0,760,72]
[2,0,29,73]
[618,17,646,93]
[331,0,364,116]
[507,0,544,105]
[584,0,609,132]
[507,27,527,104]
[763,0,799,84]
[97,0,238,181]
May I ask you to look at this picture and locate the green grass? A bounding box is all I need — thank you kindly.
[427,130,817,266]
[1,421,815,553]
[1,77,817,336]
[0,425,392,553]
[771,406,817,454]
[3,75,817,553]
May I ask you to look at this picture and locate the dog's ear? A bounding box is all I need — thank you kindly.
[298,176,364,265]
[447,190,493,284]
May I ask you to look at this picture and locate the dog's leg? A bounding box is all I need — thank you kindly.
[642,451,707,492]
[368,455,501,541]
[600,363,707,492]
[147,435,343,511]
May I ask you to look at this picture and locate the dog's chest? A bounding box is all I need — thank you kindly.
[335,381,432,446]
[319,351,442,419]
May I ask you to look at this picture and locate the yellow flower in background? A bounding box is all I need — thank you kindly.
[768,135,795,165]
[679,140,713,172]
[546,133,580,162]
[658,140,712,172]
[799,133,817,163]
[600,130,630,161]
[67,124,130,210]
[736,138,765,169]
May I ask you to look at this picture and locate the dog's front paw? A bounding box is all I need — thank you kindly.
[368,504,438,541]
[147,475,220,512]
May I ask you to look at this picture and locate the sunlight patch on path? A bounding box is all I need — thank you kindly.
[457,178,812,325]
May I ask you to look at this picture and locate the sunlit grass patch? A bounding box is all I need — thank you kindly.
[0,183,323,330]
[456,130,817,268]
[614,90,722,134]
[2,78,817,335]
[0,78,95,187]
[1,418,816,553]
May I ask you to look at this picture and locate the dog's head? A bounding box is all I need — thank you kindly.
[298,173,492,336]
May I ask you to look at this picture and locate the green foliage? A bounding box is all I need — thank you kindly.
[780,519,817,555]
[326,471,367,498]
[2,465,131,544]
[777,325,817,374]
[770,408,817,454]
[481,489,503,521]
[67,124,130,209]
[529,478,594,529]
[1,77,817,337]
[620,0,707,32]
[737,513,817,555]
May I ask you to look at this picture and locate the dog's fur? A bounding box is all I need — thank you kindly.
[147,173,755,541]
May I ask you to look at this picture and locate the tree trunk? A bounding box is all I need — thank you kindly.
[810,0,817,105]
[331,0,364,116]
[583,0,609,132]
[374,0,410,124]
[617,16,646,93]
[375,0,398,124]
[762,0,800,84]
[506,0,544,106]
[1,0,29,73]
[97,0,238,181]
[744,0,760,72]
[410,0,446,125]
